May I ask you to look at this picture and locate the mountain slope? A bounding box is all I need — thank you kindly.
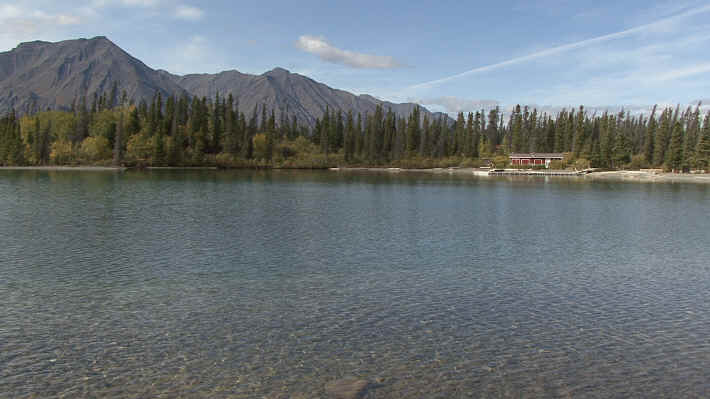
[0,36,185,113]
[167,67,439,127]
[0,37,443,127]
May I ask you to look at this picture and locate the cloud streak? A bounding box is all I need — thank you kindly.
[652,62,710,82]
[296,35,401,69]
[410,3,710,90]
[174,4,203,21]
[412,96,499,114]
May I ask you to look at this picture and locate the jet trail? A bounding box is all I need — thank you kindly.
[409,4,710,90]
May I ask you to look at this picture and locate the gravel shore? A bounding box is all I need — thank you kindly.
[331,167,710,183]
[0,166,126,171]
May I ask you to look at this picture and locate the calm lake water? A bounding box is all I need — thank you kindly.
[1,170,710,398]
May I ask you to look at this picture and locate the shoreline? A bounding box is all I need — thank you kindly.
[3,165,710,184]
[0,166,127,171]
[583,170,710,184]
[331,167,710,183]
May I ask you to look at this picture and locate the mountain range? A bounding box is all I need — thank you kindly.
[0,36,444,127]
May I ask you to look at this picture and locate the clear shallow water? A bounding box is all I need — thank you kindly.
[1,170,709,398]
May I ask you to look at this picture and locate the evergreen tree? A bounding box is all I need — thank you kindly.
[696,112,710,171]
[511,105,523,152]
[152,128,166,166]
[573,106,585,158]
[344,110,355,162]
[420,114,431,158]
[682,104,701,170]
[644,106,657,164]
[266,109,276,160]
[666,120,684,172]
[335,110,344,153]
[355,113,364,158]
[487,107,499,155]
[653,109,671,166]
[39,120,50,165]
[554,110,566,153]
[612,130,631,168]
[224,93,239,155]
[114,110,125,166]
[407,106,421,156]
[211,93,223,153]
[167,110,183,165]
[472,112,481,158]
[320,107,330,155]
[453,111,465,155]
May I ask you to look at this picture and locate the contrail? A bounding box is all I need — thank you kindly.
[409,4,710,90]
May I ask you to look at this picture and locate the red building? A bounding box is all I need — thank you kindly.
[509,153,564,168]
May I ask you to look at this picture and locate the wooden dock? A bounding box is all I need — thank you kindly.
[486,169,586,176]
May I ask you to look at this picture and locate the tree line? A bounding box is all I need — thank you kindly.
[1,89,710,171]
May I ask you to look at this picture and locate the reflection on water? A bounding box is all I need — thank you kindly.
[1,170,709,398]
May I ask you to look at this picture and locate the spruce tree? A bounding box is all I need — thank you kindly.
[472,112,481,158]
[612,131,631,168]
[653,109,671,166]
[573,106,585,158]
[355,113,363,157]
[320,107,330,155]
[464,112,474,157]
[511,105,522,153]
[644,106,657,164]
[344,110,355,163]
[420,114,431,158]
[487,107,499,155]
[406,106,421,156]
[114,111,125,166]
[696,112,710,171]
[11,121,25,165]
[212,93,222,153]
[152,128,166,166]
[167,111,183,165]
[453,111,465,155]
[39,120,50,165]
[335,110,344,153]
[554,111,566,153]
[224,94,238,155]
[682,104,700,170]
[666,121,684,172]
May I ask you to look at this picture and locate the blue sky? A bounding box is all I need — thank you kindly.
[2,0,710,114]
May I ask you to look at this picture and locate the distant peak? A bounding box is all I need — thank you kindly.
[16,40,51,49]
[265,67,290,75]
[15,36,114,50]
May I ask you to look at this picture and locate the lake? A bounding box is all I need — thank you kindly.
[1,169,709,398]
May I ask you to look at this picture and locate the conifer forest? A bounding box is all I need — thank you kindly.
[2,87,710,172]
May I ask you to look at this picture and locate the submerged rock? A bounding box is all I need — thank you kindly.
[324,377,369,399]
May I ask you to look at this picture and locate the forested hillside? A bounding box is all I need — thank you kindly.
[1,90,709,171]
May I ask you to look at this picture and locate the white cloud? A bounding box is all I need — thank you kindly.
[296,35,401,69]
[91,0,161,7]
[412,97,499,114]
[121,0,160,5]
[0,4,22,19]
[174,4,204,21]
[652,63,710,82]
[156,35,227,75]
[0,5,82,26]
[0,3,82,50]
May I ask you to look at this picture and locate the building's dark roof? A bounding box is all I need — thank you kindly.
[509,153,564,159]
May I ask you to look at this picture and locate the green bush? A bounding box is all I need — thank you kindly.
[628,154,647,170]
[50,140,76,165]
[80,136,111,162]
